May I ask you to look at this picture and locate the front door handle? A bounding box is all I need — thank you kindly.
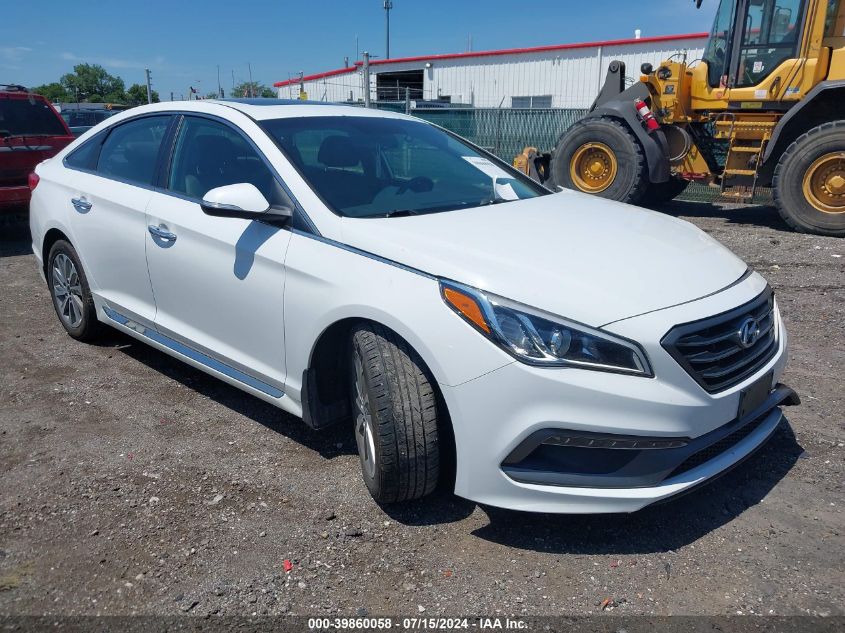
[71,197,92,213]
[148,224,177,242]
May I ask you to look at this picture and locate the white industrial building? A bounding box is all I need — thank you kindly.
[275,32,708,108]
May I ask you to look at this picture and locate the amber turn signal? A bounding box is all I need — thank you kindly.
[442,286,491,333]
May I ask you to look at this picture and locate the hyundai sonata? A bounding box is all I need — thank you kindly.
[29,99,798,512]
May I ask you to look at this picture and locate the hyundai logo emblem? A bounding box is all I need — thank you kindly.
[736,317,761,348]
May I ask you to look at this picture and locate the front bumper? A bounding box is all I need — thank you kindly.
[501,384,798,489]
[441,272,793,513]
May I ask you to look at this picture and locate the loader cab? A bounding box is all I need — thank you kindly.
[702,0,807,90]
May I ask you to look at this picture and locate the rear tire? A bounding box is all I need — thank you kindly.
[349,323,440,504]
[773,120,845,237]
[640,177,690,208]
[550,117,649,204]
[47,240,103,341]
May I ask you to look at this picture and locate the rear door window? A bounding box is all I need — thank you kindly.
[96,116,171,186]
[65,131,107,171]
[0,95,68,137]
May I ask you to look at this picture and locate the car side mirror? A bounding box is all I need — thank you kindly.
[200,183,292,221]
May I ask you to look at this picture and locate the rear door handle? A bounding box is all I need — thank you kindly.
[148,224,177,242]
[71,197,92,213]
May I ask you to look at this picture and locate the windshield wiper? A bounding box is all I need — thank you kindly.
[383,209,420,218]
[479,196,510,206]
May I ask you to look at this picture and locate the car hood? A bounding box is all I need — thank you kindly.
[339,190,748,326]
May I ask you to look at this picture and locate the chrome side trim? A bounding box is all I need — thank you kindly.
[290,228,436,280]
[102,306,285,398]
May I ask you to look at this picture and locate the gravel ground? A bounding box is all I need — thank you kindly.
[0,202,842,618]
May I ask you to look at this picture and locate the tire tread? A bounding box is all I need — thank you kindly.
[351,324,439,503]
[551,116,649,204]
[773,119,845,237]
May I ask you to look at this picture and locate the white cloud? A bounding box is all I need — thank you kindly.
[60,51,165,70]
[0,46,32,62]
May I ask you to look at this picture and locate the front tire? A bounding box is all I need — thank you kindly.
[773,120,845,237]
[551,117,649,204]
[47,240,103,341]
[349,323,440,503]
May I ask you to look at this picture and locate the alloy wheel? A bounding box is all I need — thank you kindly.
[353,351,378,479]
[51,253,84,329]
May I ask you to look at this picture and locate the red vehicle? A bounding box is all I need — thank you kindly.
[1,85,74,210]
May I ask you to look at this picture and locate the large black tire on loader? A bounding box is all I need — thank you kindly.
[550,117,650,204]
[773,120,845,237]
[640,178,690,209]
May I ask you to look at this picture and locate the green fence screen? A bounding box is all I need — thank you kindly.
[388,106,771,205]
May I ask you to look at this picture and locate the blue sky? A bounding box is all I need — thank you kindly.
[3,0,716,99]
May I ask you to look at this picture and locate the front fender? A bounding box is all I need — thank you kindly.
[282,232,514,403]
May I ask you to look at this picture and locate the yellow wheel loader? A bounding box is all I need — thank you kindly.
[516,0,845,237]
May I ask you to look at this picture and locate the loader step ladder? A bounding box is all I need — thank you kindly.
[714,114,778,203]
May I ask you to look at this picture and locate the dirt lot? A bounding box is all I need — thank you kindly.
[0,201,842,619]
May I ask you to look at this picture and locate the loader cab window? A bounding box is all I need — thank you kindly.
[704,0,738,88]
[736,0,805,87]
[825,0,845,38]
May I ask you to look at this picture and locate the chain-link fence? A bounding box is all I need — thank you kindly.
[384,105,772,205]
[410,107,587,160]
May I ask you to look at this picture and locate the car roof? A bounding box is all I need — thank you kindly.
[209,98,413,121]
[116,98,413,122]
[0,90,49,102]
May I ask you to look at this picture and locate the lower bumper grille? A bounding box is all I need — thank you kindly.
[664,411,775,480]
[661,286,778,393]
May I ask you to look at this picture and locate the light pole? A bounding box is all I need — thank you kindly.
[384,1,392,59]
[145,68,152,104]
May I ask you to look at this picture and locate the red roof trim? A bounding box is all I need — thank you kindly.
[274,65,360,87]
[274,32,708,87]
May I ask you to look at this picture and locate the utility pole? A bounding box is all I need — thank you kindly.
[362,51,371,108]
[231,69,236,95]
[145,68,152,104]
[248,62,254,97]
[217,65,223,98]
[384,1,393,59]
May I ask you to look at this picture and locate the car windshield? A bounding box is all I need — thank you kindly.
[0,96,68,137]
[261,115,547,218]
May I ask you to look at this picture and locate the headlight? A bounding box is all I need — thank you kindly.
[440,280,652,376]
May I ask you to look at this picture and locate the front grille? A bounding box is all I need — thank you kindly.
[662,287,778,393]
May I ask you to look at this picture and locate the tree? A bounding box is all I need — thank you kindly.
[60,64,125,103]
[30,82,69,103]
[126,83,160,105]
[232,81,275,98]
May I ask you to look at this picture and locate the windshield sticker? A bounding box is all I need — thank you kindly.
[462,156,520,200]
[462,156,510,179]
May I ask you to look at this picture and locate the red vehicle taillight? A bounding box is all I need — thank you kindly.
[28,172,40,191]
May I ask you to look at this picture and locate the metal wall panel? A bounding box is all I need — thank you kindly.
[278,37,707,108]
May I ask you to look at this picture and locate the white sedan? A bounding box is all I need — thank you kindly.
[28,99,798,513]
